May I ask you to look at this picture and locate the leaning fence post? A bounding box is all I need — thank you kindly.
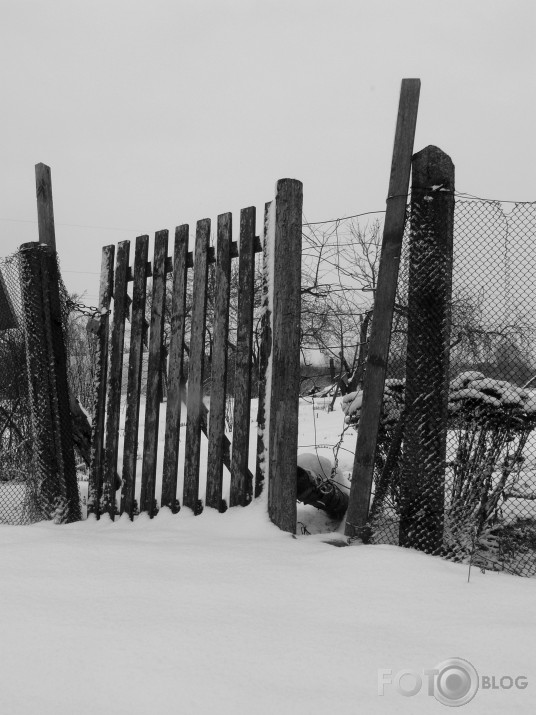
[267,178,303,533]
[398,145,454,554]
[345,78,420,540]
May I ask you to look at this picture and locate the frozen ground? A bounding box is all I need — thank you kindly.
[2,397,536,714]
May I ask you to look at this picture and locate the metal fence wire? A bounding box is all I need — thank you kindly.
[0,253,40,523]
[0,245,81,524]
[344,196,536,577]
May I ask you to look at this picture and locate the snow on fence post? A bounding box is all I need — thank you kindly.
[398,145,454,553]
[266,179,303,533]
[345,78,420,540]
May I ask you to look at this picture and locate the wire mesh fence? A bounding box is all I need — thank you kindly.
[0,245,81,524]
[342,194,536,577]
[0,252,41,523]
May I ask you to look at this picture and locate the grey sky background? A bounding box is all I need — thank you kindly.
[1,0,535,304]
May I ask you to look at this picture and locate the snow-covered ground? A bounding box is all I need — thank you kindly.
[3,397,536,714]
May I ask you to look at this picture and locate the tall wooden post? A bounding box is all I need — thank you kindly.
[398,145,454,553]
[35,163,56,250]
[19,242,80,522]
[267,179,303,533]
[345,78,420,540]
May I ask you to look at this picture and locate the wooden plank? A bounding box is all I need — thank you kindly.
[161,225,189,510]
[268,179,303,533]
[35,163,56,250]
[230,207,256,506]
[345,78,421,540]
[121,235,149,518]
[398,146,454,553]
[206,213,232,509]
[255,202,272,497]
[88,245,115,517]
[183,219,210,511]
[102,241,130,518]
[139,231,168,515]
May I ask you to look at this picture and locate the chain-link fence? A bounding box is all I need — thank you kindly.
[0,252,40,523]
[0,244,81,524]
[343,189,536,577]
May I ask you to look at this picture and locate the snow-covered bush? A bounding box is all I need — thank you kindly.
[341,373,536,559]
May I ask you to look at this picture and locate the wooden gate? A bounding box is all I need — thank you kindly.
[88,179,302,532]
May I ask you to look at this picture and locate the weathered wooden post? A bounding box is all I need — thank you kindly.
[345,78,420,540]
[19,242,80,522]
[398,145,454,554]
[267,179,303,533]
[35,163,56,250]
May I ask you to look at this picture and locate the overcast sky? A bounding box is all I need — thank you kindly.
[1,0,535,303]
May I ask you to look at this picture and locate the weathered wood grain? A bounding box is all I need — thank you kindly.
[183,219,210,511]
[140,231,168,515]
[268,180,303,533]
[88,245,115,517]
[121,235,149,518]
[230,207,256,506]
[102,241,130,518]
[398,145,454,553]
[206,214,232,509]
[345,78,421,539]
[161,225,189,510]
[35,163,56,250]
[255,202,272,498]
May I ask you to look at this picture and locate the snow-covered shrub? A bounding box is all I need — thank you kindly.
[341,373,536,559]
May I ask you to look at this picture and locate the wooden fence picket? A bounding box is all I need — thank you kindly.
[255,202,272,498]
[88,244,115,517]
[140,231,168,515]
[206,213,232,509]
[183,219,210,511]
[230,207,256,506]
[121,235,149,518]
[102,240,130,518]
[161,225,189,510]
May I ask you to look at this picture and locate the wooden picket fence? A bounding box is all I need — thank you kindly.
[88,179,303,532]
